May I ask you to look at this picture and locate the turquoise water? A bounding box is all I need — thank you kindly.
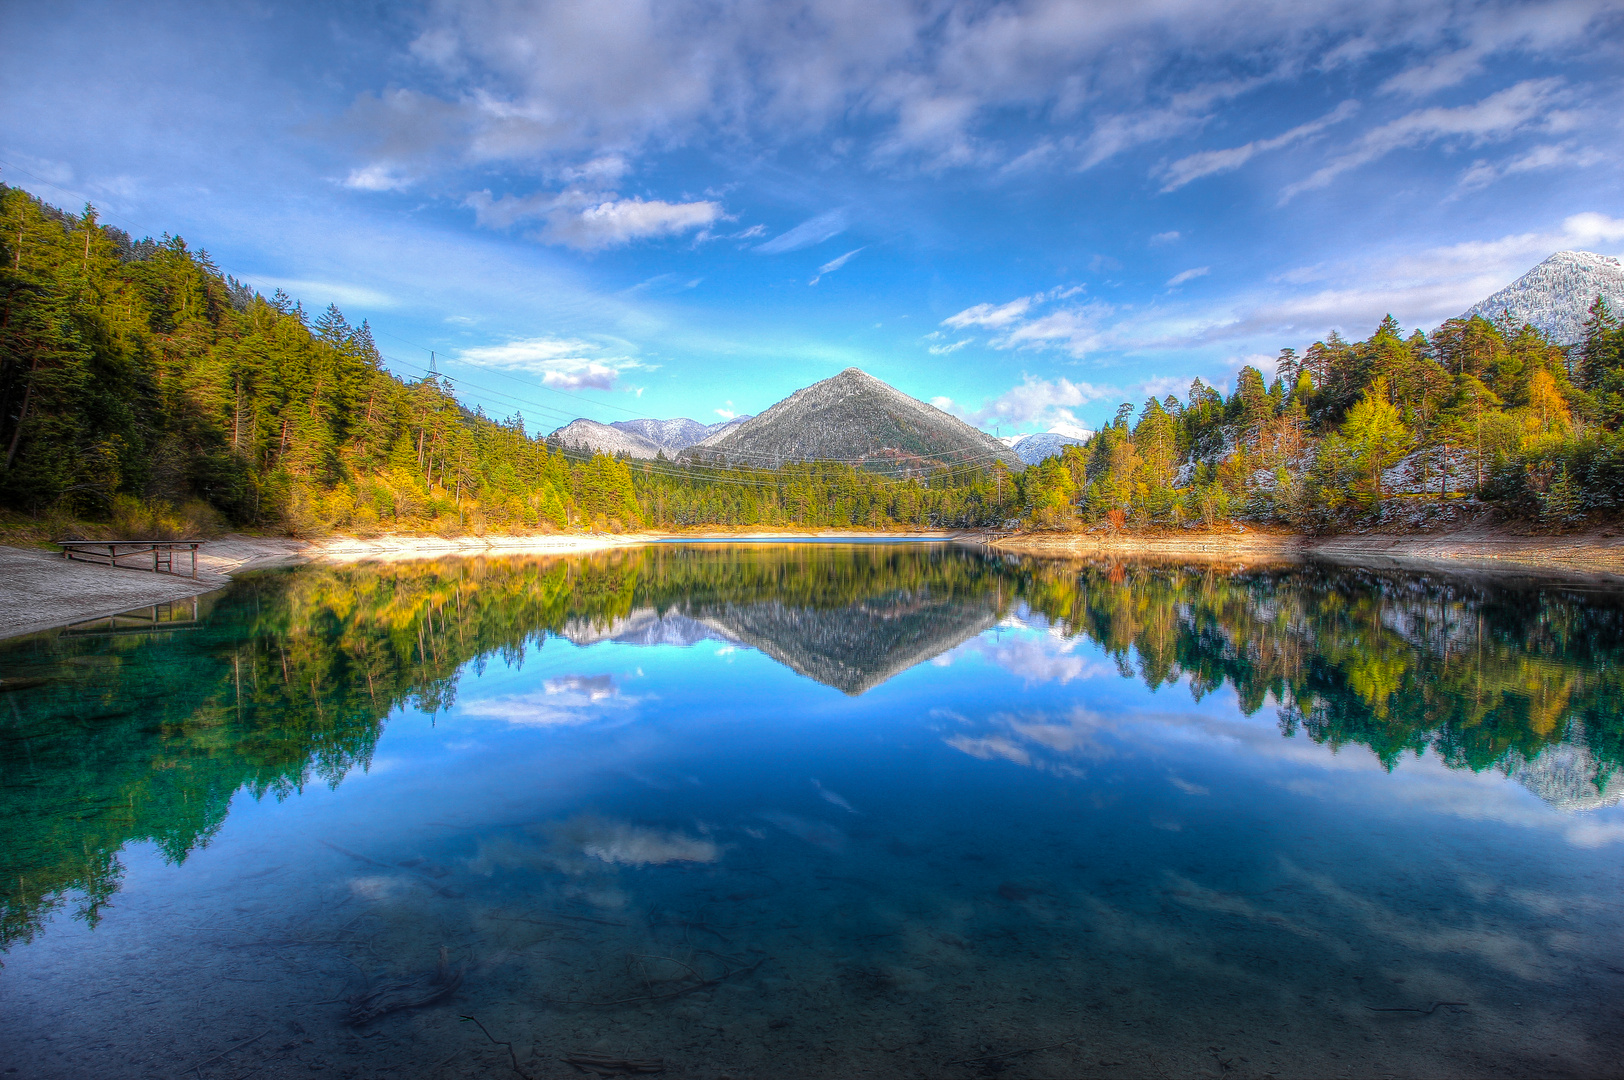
[1,544,1622,1078]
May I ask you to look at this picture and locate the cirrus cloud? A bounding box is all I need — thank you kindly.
[1281,78,1569,201]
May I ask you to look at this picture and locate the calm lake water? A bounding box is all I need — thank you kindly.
[2,543,1622,1079]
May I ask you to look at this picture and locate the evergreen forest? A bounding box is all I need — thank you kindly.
[4,184,1622,536]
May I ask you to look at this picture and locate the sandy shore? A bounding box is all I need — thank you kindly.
[985,524,1624,576]
[0,533,648,641]
[4,524,1621,642]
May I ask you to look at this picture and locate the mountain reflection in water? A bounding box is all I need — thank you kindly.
[2,543,1622,1078]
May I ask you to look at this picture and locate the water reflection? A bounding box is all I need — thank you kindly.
[1,544,1622,1077]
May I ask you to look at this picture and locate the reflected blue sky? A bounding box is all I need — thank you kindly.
[3,552,1622,1077]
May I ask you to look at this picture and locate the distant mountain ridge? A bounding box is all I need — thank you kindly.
[611,416,751,453]
[549,414,751,459]
[682,367,1023,474]
[1010,432,1088,464]
[549,418,662,458]
[1461,250,1624,344]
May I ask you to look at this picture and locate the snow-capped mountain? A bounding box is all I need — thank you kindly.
[548,418,664,459]
[610,416,752,454]
[550,415,754,458]
[1011,432,1088,464]
[680,367,1023,473]
[1461,250,1624,344]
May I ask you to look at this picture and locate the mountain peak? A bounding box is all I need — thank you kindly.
[682,368,1022,473]
[1461,249,1624,344]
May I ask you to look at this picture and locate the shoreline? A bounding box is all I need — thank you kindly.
[982,525,1624,575]
[3,525,1621,642]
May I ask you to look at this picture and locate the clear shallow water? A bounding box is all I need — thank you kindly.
[2,544,1622,1079]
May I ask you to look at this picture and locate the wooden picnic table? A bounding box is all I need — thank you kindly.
[55,539,204,578]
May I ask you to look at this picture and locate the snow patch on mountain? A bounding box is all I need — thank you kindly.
[551,415,755,458]
[1011,432,1088,464]
[611,416,752,453]
[549,418,663,459]
[1461,250,1624,344]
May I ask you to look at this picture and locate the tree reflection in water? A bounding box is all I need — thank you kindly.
[3,544,1620,957]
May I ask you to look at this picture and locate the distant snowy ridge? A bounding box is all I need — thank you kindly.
[550,414,753,458]
[548,418,664,459]
[1461,250,1624,344]
[1011,432,1088,464]
[611,416,752,453]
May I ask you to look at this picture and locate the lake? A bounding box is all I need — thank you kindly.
[2,543,1622,1079]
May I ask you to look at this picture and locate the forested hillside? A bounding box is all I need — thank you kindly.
[0,185,1011,534]
[1021,306,1624,528]
[3,183,1620,536]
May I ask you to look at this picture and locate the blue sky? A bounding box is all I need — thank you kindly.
[3,1,1622,439]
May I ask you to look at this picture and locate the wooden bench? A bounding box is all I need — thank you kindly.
[55,540,204,578]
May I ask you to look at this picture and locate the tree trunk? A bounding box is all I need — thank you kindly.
[5,353,41,470]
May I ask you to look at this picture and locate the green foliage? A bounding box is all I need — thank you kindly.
[0,186,1019,534]
[1330,378,1412,504]
[1048,305,1617,526]
[5,183,1618,533]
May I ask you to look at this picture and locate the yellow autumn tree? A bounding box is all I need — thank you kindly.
[1518,368,1573,449]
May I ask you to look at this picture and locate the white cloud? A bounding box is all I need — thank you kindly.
[1457,143,1607,192]
[456,336,647,390]
[1379,3,1606,98]
[1073,71,1286,171]
[1167,266,1211,287]
[545,674,617,701]
[569,820,719,866]
[928,339,971,355]
[555,195,722,249]
[972,633,1116,685]
[248,277,398,310]
[810,246,864,285]
[1150,231,1181,245]
[936,374,1112,435]
[1158,100,1359,192]
[1281,79,1566,201]
[557,154,631,183]
[942,287,1109,358]
[943,296,1033,330]
[465,188,722,250]
[458,673,639,726]
[342,163,414,192]
[997,304,1113,356]
[339,0,1618,187]
[756,209,849,254]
